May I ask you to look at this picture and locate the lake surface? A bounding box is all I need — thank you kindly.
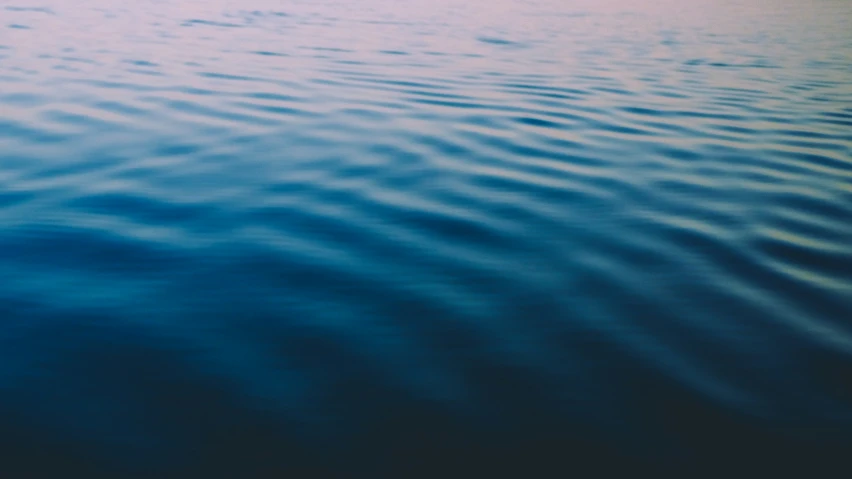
[1,0,851,476]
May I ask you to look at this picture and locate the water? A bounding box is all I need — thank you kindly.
[1,0,851,476]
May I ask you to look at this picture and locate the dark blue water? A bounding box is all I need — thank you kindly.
[2,0,852,476]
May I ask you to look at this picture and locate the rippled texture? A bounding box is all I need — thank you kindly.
[2,0,852,477]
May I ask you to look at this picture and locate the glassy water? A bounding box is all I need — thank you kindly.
[1,0,851,476]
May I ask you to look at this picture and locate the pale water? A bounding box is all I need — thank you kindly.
[1,0,851,477]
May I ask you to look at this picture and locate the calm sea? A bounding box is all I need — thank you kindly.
[1,0,851,477]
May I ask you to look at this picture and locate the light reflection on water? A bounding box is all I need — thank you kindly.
[1,0,851,477]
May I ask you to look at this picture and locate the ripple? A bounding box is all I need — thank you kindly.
[7,6,51,13]
[2,0,852,476]
[754,230,852,282]
[0,223,188,275]
[0,120,70,144]
[252,50,288,57]
[182,19,243,28]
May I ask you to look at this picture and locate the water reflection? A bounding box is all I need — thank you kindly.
[1,0,851,477]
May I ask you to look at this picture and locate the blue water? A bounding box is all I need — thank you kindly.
[2,0,852,476]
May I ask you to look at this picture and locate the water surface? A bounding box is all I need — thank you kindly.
[1,0,852,477]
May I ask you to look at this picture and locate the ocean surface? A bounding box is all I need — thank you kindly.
[1,0,851,476]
